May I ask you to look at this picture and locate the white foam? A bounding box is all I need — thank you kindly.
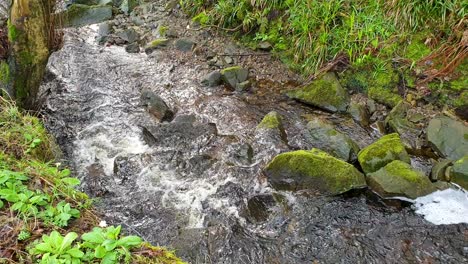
[414,187,468,225]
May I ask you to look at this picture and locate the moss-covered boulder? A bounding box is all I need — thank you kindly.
[287,72,349,113]
[358,133,410,174]
[220,66,249,89]
[62,4,113,27]
[367,160,436,199]
[264,149,366,194]
[257,111,283,130]
[427,116,468,160]
[256,111,287,144]
[144,38,170,54]
[449,156,468,190]
[305,118,360,162]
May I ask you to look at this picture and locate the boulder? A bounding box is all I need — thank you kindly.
[427,116,468,160]
[348,102,369,126]
[117,28,139,43]
[255,111,288,147]
[175,39,195,52]
[449,156,468,189]
[287,72,349,113]
[305,118,360,162]
[63,4,113,27]
[220,66,249,89]
[367,160,437,199]
[264,149,366,194]
[201,71,222,87]
[358,133,410,174]
[140,90,173,122]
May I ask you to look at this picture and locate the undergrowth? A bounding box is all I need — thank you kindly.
[181,0,467,81]
[0,97,184,264]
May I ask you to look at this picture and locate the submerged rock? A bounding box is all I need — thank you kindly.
[201,71,222,87]
[140,90,173,122]
[63,4,113,27]
[358,133,410,174]
[427,116,468,160]
[287,72,349,113]
[367,160,436,199]
[264,149,366,194]
[449,156,468,189]
[305,118,360,162]
[221,66,249,89]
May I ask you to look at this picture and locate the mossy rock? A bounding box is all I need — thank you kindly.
[256,111,288,144]
[63,4,113,27]
[287,72,349,113]
[144,39,170,53]
[368,87,402,108]
[367,160,436,199]
[264,149,366,194]
[220,66,249,89]
[449,156,468,190]
[384,101,422,151]
[358,133,410,174]
[305,118,360,162]
[257,111,283,130]
[427,116,468,160]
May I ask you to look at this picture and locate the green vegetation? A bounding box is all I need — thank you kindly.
[181,0,467,108]
[257,111,282,129]
[0,98,184,263]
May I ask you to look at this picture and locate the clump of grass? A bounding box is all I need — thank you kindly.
[0,97,184,263]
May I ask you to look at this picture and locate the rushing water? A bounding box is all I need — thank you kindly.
[40,24,468,263]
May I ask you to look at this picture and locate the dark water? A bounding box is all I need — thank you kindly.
[40,25,468,263]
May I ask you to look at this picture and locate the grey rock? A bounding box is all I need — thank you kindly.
[140,90,174,122]
[449,156,468,189]
[427,116,468,160]
[175,39,195,52]
[118,28,139,43]
[125,42,140,53]
[348,102,369,126]
[220,66,249,89]
[201,71,222,87]
[63,4,113,28]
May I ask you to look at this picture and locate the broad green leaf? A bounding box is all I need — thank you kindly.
[101,251,118,264]
[60,232,78,252]
[66,248,84,258]
[82,231,105,244]
[103,239,118,251]
[94,245,107,258]
[61,177,80,186]
[117,236,142,248]
[34,243,53,253]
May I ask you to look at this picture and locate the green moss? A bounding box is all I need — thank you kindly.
[264,149,366,194]
[368,87,402,108]
[383,160,424,182]
[450,61,468,91]
[149,38,169,48]
[358,133,410,174]
[220,66,242,75]
[258,111,282,129]
[7,19,18,42]
[403,35,431,61]
[158,26,169,36]
[0,61,10,84]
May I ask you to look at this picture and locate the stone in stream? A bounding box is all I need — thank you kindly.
[125,42,140,53]
[175,39,196,52]
[62,4,113,27]
[140,90,174,122]
[430,159,452,182]
[256,111,287,144]
[358,133,410,174]
[427,116,468,160]
[384,101,423,151]
[287,72,349,113]
[367,160,437,199]
[97,22,111,44]
[144,39,170,54]
[449,156,468,189]
[305,118,360,162]
[347,102,370,127]
[201,71,222,87]
[264,149,366,194]
[220,66,249,89]
[247,194,276,222]
[117,28,140,43]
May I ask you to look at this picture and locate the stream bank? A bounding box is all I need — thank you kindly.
[39,1,468,263]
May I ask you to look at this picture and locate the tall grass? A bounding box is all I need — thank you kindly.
[181,0,467,75]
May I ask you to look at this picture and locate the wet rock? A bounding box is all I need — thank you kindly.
[257,41,272,51]
[287,72,349,113]
[235,81,251,92]
[264,149,366,194]
[348,102,369,126]
[305,118,360,162]
[125,42,140,53]
[224,142,253,166]
[247,194,276,222]
[384,101,422,151]
[140,90,174,122]
[430,159,452,181]
[201,71,222,87]
[367,99,377,114]
[358,133,410,174]
[256,111,287,144]
[427,116,468,160]
[367,160,437,199]
[97,22,111,44]
[63,4,113,27]
[449,156,468,189]
[113,155,144,185]
[144,39,170,54]
[220,66,249,89]
[175,39,195,52]
[85,163,110,197]
[119,0,139,14]
[117,28,139,43]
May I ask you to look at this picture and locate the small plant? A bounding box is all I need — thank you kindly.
[81,226,143,264]
[30,231,84,264]
[40,201,80,227]
[18,230,31,241]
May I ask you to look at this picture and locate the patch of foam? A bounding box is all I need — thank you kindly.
[414,187,468,225]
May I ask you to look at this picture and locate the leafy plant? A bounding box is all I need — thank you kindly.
[30,231,84,264]
[40,201,80,227]
[81,226,142,264]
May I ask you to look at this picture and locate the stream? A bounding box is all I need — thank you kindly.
[39,9,468,264]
